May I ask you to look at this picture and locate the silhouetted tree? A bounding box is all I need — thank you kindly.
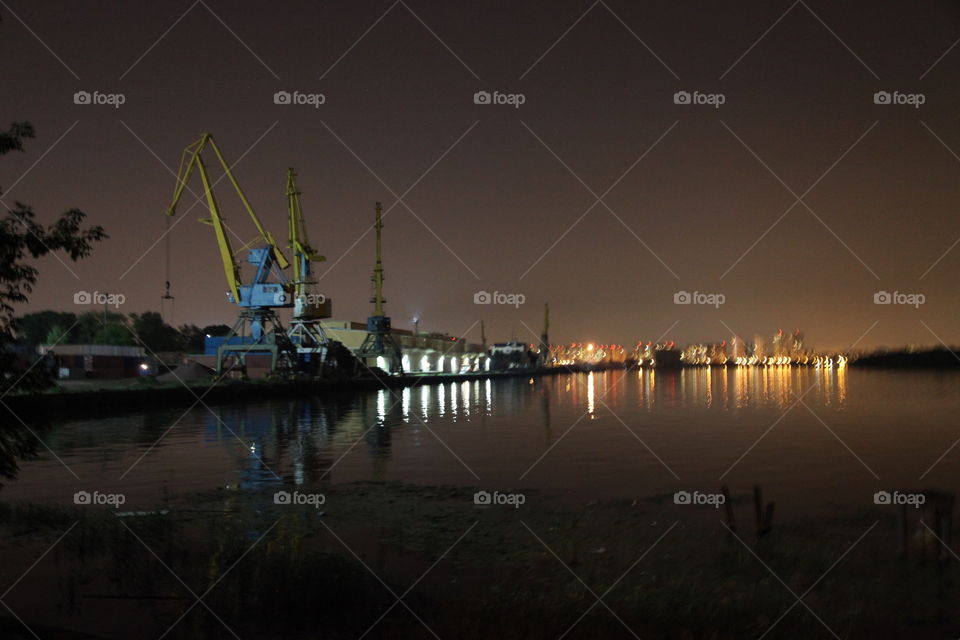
[129,311,181,352]
[0,122,106,393]
[17,310,77,345]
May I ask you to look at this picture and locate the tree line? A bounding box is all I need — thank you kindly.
[15,309,231,354]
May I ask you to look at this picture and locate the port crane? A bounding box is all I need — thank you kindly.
[284,168,335,361]
[166,133,297,374]
[357,202,403,374]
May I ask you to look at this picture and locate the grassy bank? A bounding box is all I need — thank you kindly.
[1,481,957,639]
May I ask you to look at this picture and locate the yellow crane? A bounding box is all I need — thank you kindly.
[284,168,337,364]
[166,132,295,374]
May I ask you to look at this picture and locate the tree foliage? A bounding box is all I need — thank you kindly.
[0,121,106,393]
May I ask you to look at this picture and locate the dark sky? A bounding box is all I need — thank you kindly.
[3,0,960,351]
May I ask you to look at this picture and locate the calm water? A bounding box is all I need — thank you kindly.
[6,368,960,516]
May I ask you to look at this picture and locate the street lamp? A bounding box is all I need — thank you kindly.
[413,316,420,335]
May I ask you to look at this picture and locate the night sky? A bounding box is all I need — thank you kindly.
[3,0,960,351]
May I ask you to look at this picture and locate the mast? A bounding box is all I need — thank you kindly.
[371,202,385,315]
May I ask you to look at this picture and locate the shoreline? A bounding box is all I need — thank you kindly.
[2,364,622,420]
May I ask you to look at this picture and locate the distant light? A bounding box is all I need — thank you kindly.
[587,343,595,351]
[205,334,211,338]
[139,363,149,370]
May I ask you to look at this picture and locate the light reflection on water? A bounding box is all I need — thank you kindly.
[4,367,959,515]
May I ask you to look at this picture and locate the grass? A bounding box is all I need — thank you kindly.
[0,482,957,639]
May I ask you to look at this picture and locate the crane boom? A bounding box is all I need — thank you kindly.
[166,133,290,304]
[285,168,325,301]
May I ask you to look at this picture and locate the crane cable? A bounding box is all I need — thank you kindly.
[162,215,175,324]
